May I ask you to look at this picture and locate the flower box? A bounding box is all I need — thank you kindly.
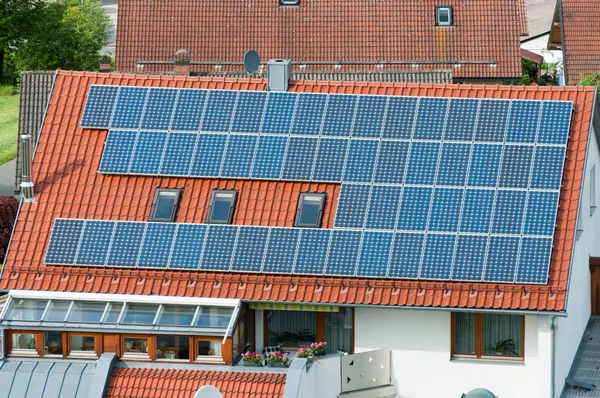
[243,361,263,367]
[267,362,288,368]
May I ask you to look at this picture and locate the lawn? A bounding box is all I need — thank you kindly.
[0,90,19,166]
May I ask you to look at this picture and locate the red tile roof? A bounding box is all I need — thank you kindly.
[0,70,595,312]
[520,48,544,66]
[115,0,523,79]
[105,368,286,398]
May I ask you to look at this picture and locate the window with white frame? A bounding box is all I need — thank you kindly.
[436,6,453,26]
[591,165,596,215]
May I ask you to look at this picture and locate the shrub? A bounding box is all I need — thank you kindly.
[241,352,264,364]
[0,196,19,264]
[578,72,600,90]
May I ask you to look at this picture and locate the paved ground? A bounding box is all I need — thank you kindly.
[101,0,118,56]
[0,159,16,196]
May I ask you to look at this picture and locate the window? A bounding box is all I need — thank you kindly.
[156,336,190,361]
[452,313,524,359]
[68,302,106,323]
[195,307,234,328]
[69,335,97,358]
[11,333,37,355]
[6,299,47,321]
[436,6,453,26]
[206,190,238,224]
[149,188,181,222]
[156,305,196,326]
[591,165,596,216]
[102,302,123,323]
[44,300,71,321]
[44,331,63,356]
[123,337,150,360]
[279,0,299,5]
[294,193,326,228]
[196,340,222,358]
[121,304,159,325]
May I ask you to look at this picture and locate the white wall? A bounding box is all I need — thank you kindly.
[521,34,563,65]
[355,308,552,398]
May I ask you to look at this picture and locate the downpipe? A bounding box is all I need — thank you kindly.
[550,316,556,398]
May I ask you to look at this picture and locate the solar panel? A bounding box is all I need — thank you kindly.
[129,131,167,175]
[523,191,560,236]
[294,229,330,274]
[356,232,393,277]
[160,133,197,176]
[530,146,566,190]
[321,94,357,136]
[201,90,237,133]
[171,89,207,131]
[383,97,417,139]
[460,189,495,233]
[80,85,118,128]
[467,144,502,187]
[388,233,424,278]
[231,226,269,272]
[141,88,178,130]
[110,87,148,129]
[498,145,534,188]
[436,143,470,186]
[451,235,487,281]
[515,237,552,283]
[352,96,386,138]
[397,187,432,231]
[343,140,378,183]
[506,100,541,143]
[107,222,146,267]
[169,224,206,269]
[251,136,287,180]
[538,101,573,144]
[413,98,448,140]
[291,94,326,136]
[444,98,478,141]
[365,186,402,230]
[281,137,318,181]
[419,234,455,280]
[491,191,527,234]
[334,184,370,228]
[325,230,362,276]
[200,225,238,270]
[138,223,176,268]
[231,91,267,134]
[75,220,115,266]
[312,138,348,181]
[484,236,519,282]
[220,135,257,178]
[189,134,227,177]
[474,99,510,142]
[98,130,138,174]
[45,219,85,265]
[373,141,409,184]
[261,92,296,134]
[262,228,300,274]
[405,141,440,185]
[428,188,462,232]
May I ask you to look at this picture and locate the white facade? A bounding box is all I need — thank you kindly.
[521,34,563,65]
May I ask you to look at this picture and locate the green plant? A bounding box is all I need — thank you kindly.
[296,347,311,358]
[0,85,18,96]
[578,72,600,90]
[486,339,518,356]
[266,352,289,365]
[241,352,264,364]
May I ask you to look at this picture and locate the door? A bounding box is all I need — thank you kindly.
[590,259,600,315]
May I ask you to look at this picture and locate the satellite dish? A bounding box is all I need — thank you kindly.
[461,388,497,398]
[243,50,261,73]
[194,385,223,398]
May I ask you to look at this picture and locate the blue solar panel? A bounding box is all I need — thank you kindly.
[484,236,519,282]
[141,88,178,130]
[452,235,487,281]
[201,90,237,132]
[352,96,386,138]
[397,187,432,231]
[189,134,227,177]
[200,225,238,270]
[252,136,287,179]
[281,137,318,181]
[110,87,148,129]
[312,138,348,181]
[373,141,409,184]
[413,98,448,140]
[530,146,565,190]
[325,230,362,276]
[405,142,440,185]
[220,135,257,178]
[474,99,510,142]
[538,101,572,144]
[388,233,424,278]
[45,219,85,265]
[343,140,378,183]
[231,226,268,272]
[294,229,331,275]
[356,232,393,277]
[107,222,145,267]
[436,143,470,186]
[160,133,196,176]
[460,189,495,233]
[491,190,527,234]
[98,130,137,174]
[428,188,462,232]
[335,184,370,228]
[262,228,300,274]
[291,94,327,135]
[321,94,357,136]
[419,234,455,280]
[365,186,402,230]
[75,220,115,266]
[506,100,542,143]
[444,99,478,141]
[515,237,552,283]
[80,85,118,128]
[169,224,206,269]
[129,131,167,175]
[138,223,176,268]
[231,91,267,134]
[468,144,502,187]
[524,191,559,236]
[499,145,534,188]
[261,92,297,134]
[383,97,417,139]
[171,89,207,131]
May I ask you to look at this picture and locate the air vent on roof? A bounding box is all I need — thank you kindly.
[20,134,35,202]
[267,59,292,92]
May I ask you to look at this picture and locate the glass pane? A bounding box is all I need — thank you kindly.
[438,9,449,23]
[102,303,123,323]
[197,340,222,357]
[483,314,523,356]
[68,302,106,323]
[195,307,234,328]
[44,331,63,356]
[124,337,148,354]
[121,304,159,325]
[209,193,235,223]
[454,313,475,354]
[156,335,189,360]
[11,333,36,350]
[6,299,48,321]
[267,310,317,346]
[325,308,352,354]
[298,196,323,226]
[44,301,71,321]
[154,192,178,220]
[157,305,196,326]
[70,335,96,354]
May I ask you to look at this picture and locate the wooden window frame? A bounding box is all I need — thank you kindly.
[67,332,101,359]
[155,335,192,362]
[450,313,525,361]
[121,334,154,361]
[43,330,67,358]
[194,336,228,364]
[7,330,43,357]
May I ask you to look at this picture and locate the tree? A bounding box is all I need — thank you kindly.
[0,195,18,265]
[578,72,600,91]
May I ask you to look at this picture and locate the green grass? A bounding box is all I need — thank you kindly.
[0,87,19,166]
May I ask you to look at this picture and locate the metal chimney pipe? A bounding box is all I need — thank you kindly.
[20,134,35,202]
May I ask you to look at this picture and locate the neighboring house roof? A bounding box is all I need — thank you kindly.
[0,71,595,313]
[105,367,286,398]
[562,318,600,397]
[14,71,56,194]
[521,48,545,65]
[522,0,556,41]
[115,0,523,79]
[518,0,530,36]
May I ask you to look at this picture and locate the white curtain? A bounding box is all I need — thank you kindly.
[325,308,352,354]
[454,313,475,354]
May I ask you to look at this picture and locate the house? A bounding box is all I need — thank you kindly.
[520,0,562,65]
[114,0,526,81]
[549,0,600,84]
[0,67,598,398]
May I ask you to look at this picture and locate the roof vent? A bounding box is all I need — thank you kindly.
[20,134,35,202]
[267,59,292,92]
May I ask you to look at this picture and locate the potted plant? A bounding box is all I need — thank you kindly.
[486,339,518,356]
[311,341,327,356]
[296,347,312,359]
[241,352,264,367]
[266,351,289,368]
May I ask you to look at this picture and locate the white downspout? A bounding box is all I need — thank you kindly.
[551,315,557,398]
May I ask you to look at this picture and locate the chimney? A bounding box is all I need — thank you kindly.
[20,134,35,202]
[174,49,192,76]
[99,56,112,72]
[267,59,292,91]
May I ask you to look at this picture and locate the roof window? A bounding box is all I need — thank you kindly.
[207,190,238,224]
[436,6,453,26]
[149,188,181,222]
[279,0,299,5]
[294,193,326,228]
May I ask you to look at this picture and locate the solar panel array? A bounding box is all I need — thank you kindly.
[74,86,575,284]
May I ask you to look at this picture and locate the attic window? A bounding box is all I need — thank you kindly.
[436,6,453,26]
[149,189,181,222]
[207,190,238,224]
[279,0,299,5]
[294,193,326,228]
